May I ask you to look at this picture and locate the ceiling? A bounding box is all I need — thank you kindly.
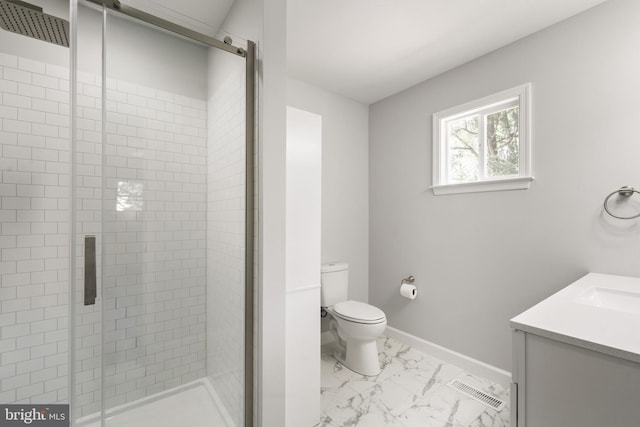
[124,0,609,105]
[287,0,609,104]
[126,0,235,37]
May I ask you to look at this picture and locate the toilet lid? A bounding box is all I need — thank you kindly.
[333,300,386,323]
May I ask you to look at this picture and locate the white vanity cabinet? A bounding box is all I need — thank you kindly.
[511,330,640,427]
[510,273,640,427]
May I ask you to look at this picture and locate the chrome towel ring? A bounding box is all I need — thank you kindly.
[603,186,640,219]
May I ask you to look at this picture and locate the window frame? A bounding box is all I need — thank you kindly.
[432,83,533,195]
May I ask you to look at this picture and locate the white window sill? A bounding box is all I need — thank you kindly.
[431,176,534,196]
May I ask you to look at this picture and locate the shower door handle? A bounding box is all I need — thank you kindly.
[84,235,97,305]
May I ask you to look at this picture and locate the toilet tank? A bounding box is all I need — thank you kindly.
[320,262,349,307]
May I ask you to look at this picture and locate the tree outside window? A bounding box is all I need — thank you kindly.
[432,84,532,195]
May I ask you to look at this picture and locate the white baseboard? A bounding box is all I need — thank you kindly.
[384,326,511,387]
[322,327,510,387]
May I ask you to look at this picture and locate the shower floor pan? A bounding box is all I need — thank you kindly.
[78,378,234,427]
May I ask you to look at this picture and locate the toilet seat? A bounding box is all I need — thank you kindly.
[332,300,386,324]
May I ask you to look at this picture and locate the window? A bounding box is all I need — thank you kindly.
[432,83,533,195]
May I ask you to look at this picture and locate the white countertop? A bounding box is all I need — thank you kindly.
[510,273,640,364]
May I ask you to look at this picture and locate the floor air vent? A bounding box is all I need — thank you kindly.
[447,379,506,411]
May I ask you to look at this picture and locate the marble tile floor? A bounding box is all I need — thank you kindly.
[316,336,509,427]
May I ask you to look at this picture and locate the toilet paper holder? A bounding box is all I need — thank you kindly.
[401,276,415,285]
[399,276,417,300]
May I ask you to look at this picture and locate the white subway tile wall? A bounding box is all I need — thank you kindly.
[207,67,246,426]
[1,53,214,418]
[0,52,70,406]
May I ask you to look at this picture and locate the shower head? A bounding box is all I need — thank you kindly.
[0,0,69,47]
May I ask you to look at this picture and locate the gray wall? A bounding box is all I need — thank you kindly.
[369,0,640,371]
[287,78,370,304]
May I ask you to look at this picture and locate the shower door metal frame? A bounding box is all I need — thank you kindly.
[69,2,256,426]
[85,0,248,58]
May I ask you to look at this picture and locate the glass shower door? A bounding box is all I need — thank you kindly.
[100,7,212,423]
[71,1,251,425]
[70,1,104,425]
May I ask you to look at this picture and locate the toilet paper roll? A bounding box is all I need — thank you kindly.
[400,283,417,300]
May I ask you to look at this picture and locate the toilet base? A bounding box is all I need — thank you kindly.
[326,308,386,377]
[335,339,381,377]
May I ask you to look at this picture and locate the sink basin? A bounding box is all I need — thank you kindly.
[511,273,640,364]
[575,287,640,314]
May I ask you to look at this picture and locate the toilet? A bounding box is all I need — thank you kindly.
[321,262,387,376]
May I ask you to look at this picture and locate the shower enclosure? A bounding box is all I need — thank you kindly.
[0,0,255,426]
